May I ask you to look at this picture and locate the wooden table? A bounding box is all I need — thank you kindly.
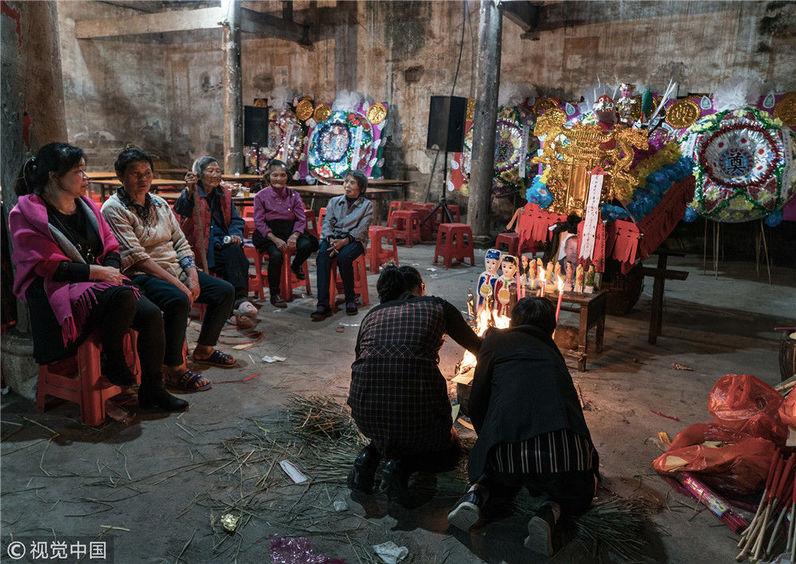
[89,178,182,200]
[547,290,607,371]
[157,169,263,187]
[294,184,395,224]
[328,178,411,199]
[86,171,118,180]
[643,250,688,345]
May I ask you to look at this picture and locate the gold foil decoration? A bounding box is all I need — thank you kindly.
[366,102,387,125]
[532,120,649,215]
[665,99,701,129]
[296,99,314,121]
[533,97,559,116]
[533,109,566,138]
[774,92,796,127]
[313,103,331,123]
[253,98,267,107]
[466,98,475,121]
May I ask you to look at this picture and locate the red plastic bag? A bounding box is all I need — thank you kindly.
[653,422,777,496]
[708,374,786,444]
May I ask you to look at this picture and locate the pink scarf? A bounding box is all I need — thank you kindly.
[10,194,125,345]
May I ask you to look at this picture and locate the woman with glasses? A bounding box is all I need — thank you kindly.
[346,266,481,505]
[174,156,256,327]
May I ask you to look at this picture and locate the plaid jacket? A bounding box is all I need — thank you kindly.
[348,295,479,458]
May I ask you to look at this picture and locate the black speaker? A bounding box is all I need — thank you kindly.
[244,105,269,146]
[426,95,467,152]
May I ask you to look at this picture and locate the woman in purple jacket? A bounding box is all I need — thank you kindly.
[251,160,318,307]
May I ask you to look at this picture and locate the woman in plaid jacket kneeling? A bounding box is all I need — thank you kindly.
[346,266,481,505]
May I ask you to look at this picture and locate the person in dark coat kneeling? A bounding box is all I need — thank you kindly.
[347,266,481,504]
[447,297,599,557]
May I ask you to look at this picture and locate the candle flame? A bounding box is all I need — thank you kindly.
[556,274,565,293]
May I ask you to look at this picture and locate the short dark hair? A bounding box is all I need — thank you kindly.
[511,297,556,335]
[264,159,288,185]
[345,169,368,194]
[114,147,154,176]
[398,265,422,293]
[376,265,423,303]
[14,142,85,196]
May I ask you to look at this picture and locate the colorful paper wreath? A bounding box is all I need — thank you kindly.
[457,106,534,196]
[680,107,796,223]
[307,110,373,182]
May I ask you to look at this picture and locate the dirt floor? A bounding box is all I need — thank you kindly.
[1,243,795,563]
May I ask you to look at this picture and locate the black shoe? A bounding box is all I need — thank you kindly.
[139,383,189,412]
[524,501,560,556]
[291,264,306,280]
[345,301,358,315]
[311,305,332,321]
[270,294,288,308]
[347,445,381,495]
[101,352,137,387]
[447,486,489,531]
[380,459,410,504]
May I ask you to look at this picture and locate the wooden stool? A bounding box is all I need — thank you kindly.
[37,331,141,427]
[367,225,399,274]
[390,210,423,247]
[434,223,475,267]
[548,290,607,371]
[329,255,370,307]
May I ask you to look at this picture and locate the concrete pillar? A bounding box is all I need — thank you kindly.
[1,0,68,399]
[221,0,243,173]
[467,0,502,243]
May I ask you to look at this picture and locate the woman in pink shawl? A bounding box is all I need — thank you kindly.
[9,143,186,413]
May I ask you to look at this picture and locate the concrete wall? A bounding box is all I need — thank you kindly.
[58,0,796,200]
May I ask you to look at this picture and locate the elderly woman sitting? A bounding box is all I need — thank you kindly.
[102,147,237,392]
[251,159,319,308]
[311,170,373,320]
[174,156,256,326]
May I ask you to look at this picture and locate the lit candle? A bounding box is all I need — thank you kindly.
[555,275,565,322]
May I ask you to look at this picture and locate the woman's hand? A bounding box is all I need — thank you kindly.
[90,265,124,284]
[327,237,349,257]
[186,270,201,303]
[231,235,242,245]
[287,233,299,251]
[270,236,287,252]
[185,171,198,195]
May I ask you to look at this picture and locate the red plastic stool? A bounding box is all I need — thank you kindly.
[434,223,475,267]
[367,225,399,274]
[495,232,543,256]
[386,201,404,226]
[305,209,319,238]
[390,210,423,247]
[243,242,264,300]
[404,203,436,240]
[37,331,141,427]
[329,254,369,307]
[279,248,312,302]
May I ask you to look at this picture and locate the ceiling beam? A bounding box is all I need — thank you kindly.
[240,7,311,46]
[75,5,311,46]
[75,6,224,39]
